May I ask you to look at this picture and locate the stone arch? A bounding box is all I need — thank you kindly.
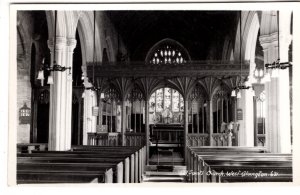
[45,11,80,44]
[233,11,261,79]
[222,35,234,61]
[76,11,102,68]
[17,25,28,64]
[105,36,117,62]
[234,12,260,59]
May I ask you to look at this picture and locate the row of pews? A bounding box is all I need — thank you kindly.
[187,146,293,183]
[17,145,146,184]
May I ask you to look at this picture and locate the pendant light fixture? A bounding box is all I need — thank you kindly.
[265,11,292,74]
[82,11,104,99]
[37,10,72,85]
[231,11,251,98]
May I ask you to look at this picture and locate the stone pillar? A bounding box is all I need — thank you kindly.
[48,37,76,151]
[145,100,150,165]
[82,89,97,145]
[237,89,254,146]
[121,100,126,146]
[259,12,292,153]
[97,92,103,130]
[184,99,189,162]
[207,100,213,146]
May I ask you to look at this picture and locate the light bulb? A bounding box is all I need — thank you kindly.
[231,90,236,97]
[259,69,264,77]
[47,74,54,85]
[254,69,258,77]
[37,70,45,80]
[236,91,242,99]
[100,93,105,99]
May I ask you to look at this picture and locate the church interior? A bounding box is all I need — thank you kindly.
[15,9,293,183]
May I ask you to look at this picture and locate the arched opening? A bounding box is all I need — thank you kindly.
[148,87,185,165]
[101,87,121,134]
[71,30,84,145]
[127,86,145,133]
[36,90,50,143]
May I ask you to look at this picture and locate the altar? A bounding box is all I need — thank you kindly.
[150,124,184,146]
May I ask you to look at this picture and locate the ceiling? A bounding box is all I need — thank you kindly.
[106,11,238,61]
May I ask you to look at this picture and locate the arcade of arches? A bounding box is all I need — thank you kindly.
[17,10,293,165]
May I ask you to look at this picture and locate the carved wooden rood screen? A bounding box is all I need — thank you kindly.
[86,60,249,161]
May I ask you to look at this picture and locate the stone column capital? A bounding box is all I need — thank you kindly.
[47,36,67,50]
[66,38,77,51]
[259,33,278,50]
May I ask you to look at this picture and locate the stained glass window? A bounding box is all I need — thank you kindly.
[149,93,156,112]
[147,39,189,65]
[156,88,164,112]
[149,87,183,124]
[150,45,186,65]
[172,90,180,112]
[164,88,171,109]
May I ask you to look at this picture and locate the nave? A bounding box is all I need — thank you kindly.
[15,8,294,184]
[17,144,292,183]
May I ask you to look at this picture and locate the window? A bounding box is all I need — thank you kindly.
[146,38,190,65]
[149,88,183,124]
[150,45,186,65]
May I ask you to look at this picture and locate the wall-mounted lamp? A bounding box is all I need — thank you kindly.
[37,11,71,86]
[264,11,292,76]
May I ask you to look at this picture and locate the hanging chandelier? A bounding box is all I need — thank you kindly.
[231,11,252,98]
[37,10,71,86]
[264,10,292,76]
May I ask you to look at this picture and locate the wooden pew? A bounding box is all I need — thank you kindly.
[70,145,146,182]
[17,146,146,184]
[19,154,129,183]
[187,147,292,183]
[17,166,113,184]
[18,156,124,183]
[187,146,267,172]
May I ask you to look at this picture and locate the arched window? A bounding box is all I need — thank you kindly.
[149,88,184,124]
[146,38,191,65]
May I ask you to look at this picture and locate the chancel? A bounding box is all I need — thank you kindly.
[15,8,293,183]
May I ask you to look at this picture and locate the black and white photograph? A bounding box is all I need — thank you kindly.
[3,0,300,191]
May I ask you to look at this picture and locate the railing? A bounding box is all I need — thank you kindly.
[87,132,120,146]
[124,133,146,146]
[257,134,266,146]
[187,134,209,147]
[211,133,232,146]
